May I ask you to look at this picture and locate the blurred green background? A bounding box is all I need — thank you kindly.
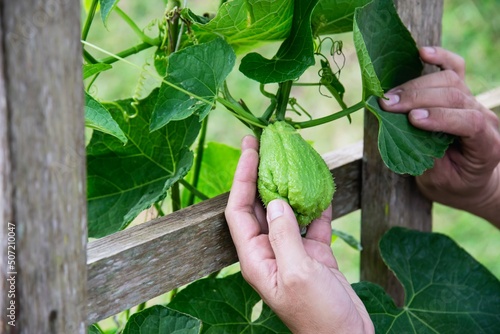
[84,0,500,287]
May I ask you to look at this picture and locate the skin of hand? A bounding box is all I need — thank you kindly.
[379,46,500,227]
[225,136,374,334]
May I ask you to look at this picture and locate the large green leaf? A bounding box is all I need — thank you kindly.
[353,227,500,333]
[366,96,453,175]
[353,0,453,175]
[168,272,290,333]
[150,38,235,132]
[311,0,371,35]
[353,0,422,98]
[239,0,319,84]
[84,92,127,144]
[87,89,201,238]
[99,0,119,27]
[122,305,202,334]
[181,0,294,51]
[182,142,240,206]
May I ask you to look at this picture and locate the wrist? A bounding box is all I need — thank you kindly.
[464,165,500,227]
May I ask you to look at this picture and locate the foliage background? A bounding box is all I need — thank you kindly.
[84,0,499,301]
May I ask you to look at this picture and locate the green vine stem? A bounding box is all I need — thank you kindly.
[208,270,221,279]
[115,7,159,46]
[98,42,156,65]
[167,0,182,11]
[154,201,166,216]
[179,179,209,201]
[136,302,147,313]
[219,82,265,129]
[81,0,98,41]
[275,80,293,121]
[83,49,98,64]
[167,7,181,53]
[188,116,209,206]
[171,182,181,212]
[291,100,365,129]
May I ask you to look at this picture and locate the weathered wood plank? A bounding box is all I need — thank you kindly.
[86,142,363,324]
[0,12,14,334]
[476,86,500,114]
[2,1,87,332]
[360,0,443,306]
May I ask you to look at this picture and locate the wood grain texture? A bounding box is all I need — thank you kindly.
[360,0,443,306]
[0,11,15,334]
[477,86,500,114]
[2,1,87,332]
[86,142,363,324]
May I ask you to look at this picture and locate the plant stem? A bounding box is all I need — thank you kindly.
[208,270,220,279]
[136,302,147,313]
[291,100,365,129]
[99,42,155,64]
[219,83,265,129]
[93,323,104,332]
[171,182,181,212]
[115,7,159,46]
[260,100,276,123]
[292,82,321,86]
[179,179,209,201]
[170,288,178,300]
[275,80,293,121]
[167,0,182,11]
[167,7,181,53]
[81,0,99,41]
[154,201,166,216]
[188,117,208,206]
[83,49,98,64]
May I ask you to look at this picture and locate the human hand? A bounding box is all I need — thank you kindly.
[225,136,374,334]
[379,46,500,226]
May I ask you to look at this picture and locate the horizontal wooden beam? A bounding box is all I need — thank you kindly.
[86,141,363,324]
[476,86,500,113]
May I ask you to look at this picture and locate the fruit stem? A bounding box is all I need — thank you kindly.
[275,80,293,121]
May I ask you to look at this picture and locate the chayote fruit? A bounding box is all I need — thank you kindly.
[258,121,335,227]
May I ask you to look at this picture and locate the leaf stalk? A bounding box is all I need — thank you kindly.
[292,100,365,129]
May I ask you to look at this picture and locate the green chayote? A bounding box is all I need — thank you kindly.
[258,121,335,226]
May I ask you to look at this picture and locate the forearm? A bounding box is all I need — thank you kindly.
[444,165,500,228]
[470,165,500,228]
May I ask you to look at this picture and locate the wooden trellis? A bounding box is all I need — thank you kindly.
[1,0,498,332]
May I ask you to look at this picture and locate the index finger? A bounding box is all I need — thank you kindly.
[420,46,466,79]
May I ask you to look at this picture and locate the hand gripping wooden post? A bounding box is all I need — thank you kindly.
[360,0,444,306]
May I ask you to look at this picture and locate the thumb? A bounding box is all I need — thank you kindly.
[267,200,307,269]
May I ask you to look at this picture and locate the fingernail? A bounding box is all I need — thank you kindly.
[384,93,400,106]
[410,109,429,120]
[422,46,436,54]
[267,200,284,221]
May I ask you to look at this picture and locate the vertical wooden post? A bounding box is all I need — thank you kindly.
[0,0,86,332]
[360,0,443,305]
[0,9,13,333]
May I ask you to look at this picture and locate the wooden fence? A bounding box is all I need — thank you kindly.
[0,0,499,332]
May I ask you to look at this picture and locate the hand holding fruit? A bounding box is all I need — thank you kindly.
[225,136,374,334]
[379,47,500,227]
[258,121,335,227]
